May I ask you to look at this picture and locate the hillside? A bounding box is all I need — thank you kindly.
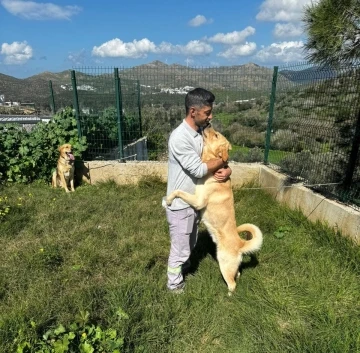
[0,61,296,109]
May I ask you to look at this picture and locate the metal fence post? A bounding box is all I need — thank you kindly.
[70,70,82,138]
[49,80,56,114]
[114,68,124,159]
[264,66,278,165]
[137,80,143,137]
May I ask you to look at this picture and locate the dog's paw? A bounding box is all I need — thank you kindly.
[166,197,173,206]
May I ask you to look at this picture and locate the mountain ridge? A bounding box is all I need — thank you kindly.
[0,61,297,107]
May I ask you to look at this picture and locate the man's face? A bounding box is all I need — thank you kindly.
[192,105,213,128]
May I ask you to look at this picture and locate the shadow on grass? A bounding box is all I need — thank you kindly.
[185,229,260,278]
[187,229,217,275]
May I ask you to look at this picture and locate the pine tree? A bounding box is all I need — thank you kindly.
[303,0,360,66]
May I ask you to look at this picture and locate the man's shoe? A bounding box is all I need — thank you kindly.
[169,284,185,294]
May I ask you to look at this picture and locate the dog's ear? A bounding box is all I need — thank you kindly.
[58,145,63,152]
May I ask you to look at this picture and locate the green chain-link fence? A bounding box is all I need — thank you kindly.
[270,62,360,209]
[4,62,358,209]
[45,63,359,209]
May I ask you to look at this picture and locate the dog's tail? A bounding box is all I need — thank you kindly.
[237,223,263,255]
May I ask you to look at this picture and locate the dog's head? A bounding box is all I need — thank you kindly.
[202,125,232,162]
[58,144,75,161]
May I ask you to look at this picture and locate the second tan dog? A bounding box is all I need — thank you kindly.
[52,143,75,193]
[166,125,263,294]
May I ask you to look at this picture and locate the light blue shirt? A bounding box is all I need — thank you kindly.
[165,120,208,210]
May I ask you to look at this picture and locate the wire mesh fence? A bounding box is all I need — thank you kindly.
[271,62,360,209]
[1,62,359,209]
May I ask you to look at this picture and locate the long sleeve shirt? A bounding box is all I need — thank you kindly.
[165,119,208,210]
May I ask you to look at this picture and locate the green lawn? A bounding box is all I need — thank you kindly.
[0,179,359,352]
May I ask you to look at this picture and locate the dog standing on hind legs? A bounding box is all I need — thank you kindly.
[52,143,75,193]
[166,125,263,295]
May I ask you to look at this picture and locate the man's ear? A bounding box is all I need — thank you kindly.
[189,107,196,117]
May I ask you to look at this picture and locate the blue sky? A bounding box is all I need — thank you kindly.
[0,0,314,78]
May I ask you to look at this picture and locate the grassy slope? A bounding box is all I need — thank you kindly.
[0,179,359,353]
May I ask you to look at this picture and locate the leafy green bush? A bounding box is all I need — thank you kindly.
[15,310,128,353]
[80,107,143,159]
[271,129,301,152]
[0,107,87,183]
[280,150,347,184]
[231,147,263,163]
[226,123,265,148]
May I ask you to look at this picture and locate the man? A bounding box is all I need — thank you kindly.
[164,88,232,293]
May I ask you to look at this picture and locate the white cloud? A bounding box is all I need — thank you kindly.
[188,14,213,27]
[92,38,157,58]
[1,41,33,64]
[218,42,257,58]
[92,38,213,58]
[256,0,313,22]
[254,41,305,63]
[1,0,82,20]
[273,23,303,38]
[208,26,255,45]
[178,40,213,56]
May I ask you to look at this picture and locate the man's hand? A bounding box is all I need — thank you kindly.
[213,166,232,182]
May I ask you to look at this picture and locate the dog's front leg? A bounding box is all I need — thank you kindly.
[51,171,57,188]
[60,172,70,193]
[70,175,75,192]
[166,190,208,210]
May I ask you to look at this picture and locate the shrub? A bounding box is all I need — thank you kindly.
[0,107,87,183]
[227,123,265,148]
[231,147,263,163]
[280,150,347,185]
[271,129,301,152]
[14,310,127,353]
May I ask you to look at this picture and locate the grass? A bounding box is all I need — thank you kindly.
[0,178,359,352]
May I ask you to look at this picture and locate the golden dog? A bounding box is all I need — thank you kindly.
[166,126,263,294]
[52,143,75,193]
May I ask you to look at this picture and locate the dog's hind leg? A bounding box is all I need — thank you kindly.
[218,251,242,295]
[166,190,208,210]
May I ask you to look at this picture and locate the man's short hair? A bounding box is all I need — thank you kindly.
[185,88,215,115]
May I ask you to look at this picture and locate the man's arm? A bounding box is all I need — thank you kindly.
[206,158,226,173]
[169,131,226,179]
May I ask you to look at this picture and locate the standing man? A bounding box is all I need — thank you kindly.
[164,88,232,293]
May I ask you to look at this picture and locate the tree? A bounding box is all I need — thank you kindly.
[303,0,360,195]
[303,0,360,66]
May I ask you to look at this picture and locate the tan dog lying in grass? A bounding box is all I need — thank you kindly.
[166,125,263,294]
[52,143,75,193]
